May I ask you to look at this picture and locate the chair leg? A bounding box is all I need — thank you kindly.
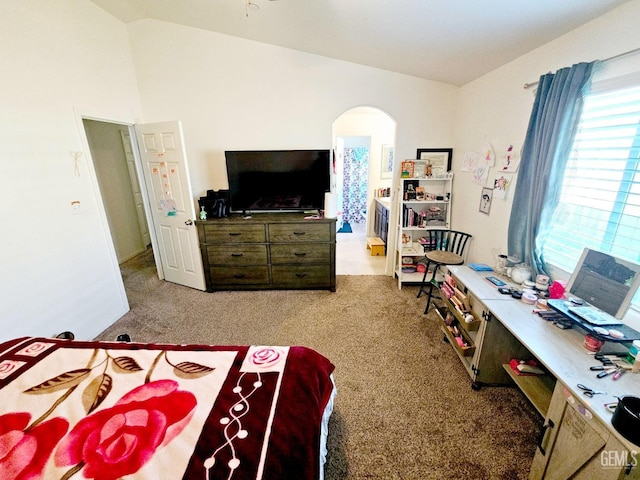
[416,261,433,298]
[424,265,443,314]
[424,281,436,314]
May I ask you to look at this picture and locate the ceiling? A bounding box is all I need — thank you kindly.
[89,0,631,86]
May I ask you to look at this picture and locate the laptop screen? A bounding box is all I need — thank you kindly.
[566,248,640,319]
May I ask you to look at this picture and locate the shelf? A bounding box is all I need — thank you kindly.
[401,176,452,181]
[399,242,423,255]
[439,318,475,357]
[396,175,453,288]
[442,295,481,332]
[396,269,424,283]
[502,364,555,418]
[402,226,449,232]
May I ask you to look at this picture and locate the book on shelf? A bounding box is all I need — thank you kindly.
[418,237,435,248]
[403,206,417,227]
[401,243,421,255]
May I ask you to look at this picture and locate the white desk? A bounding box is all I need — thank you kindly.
[446,266,640,478]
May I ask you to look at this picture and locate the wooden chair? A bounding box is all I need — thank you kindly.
[416,230,472,313]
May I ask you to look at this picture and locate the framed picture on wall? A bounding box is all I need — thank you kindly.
[416,148,453,176]
[381,144,394,178]
[479,187,493,214]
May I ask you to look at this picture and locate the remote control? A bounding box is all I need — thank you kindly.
[485,276,506,287]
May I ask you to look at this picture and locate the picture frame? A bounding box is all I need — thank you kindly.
[381,144,394,179]
[479,187,493,215]
[416,148,453,177]
[401,161,415,178]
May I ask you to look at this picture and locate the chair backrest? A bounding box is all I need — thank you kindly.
[425,229,472,257]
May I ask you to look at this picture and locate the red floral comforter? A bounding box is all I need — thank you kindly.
[0,337,335,480]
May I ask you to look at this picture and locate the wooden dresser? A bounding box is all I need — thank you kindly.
[197,214,336,292]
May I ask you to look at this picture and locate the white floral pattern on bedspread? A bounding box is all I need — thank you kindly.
[0,338,328,480]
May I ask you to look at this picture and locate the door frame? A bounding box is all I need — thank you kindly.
[73,108,164,292]
[332,106,397,276]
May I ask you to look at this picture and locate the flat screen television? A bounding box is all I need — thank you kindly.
[566,248,640,318]
[225,150,330,213]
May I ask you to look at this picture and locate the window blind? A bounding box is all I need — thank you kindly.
[542,84,640,276]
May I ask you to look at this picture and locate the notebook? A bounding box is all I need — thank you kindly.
[568,306,622,326]
[468,263,493,271]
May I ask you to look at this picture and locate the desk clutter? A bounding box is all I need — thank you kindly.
[434,265,640,476]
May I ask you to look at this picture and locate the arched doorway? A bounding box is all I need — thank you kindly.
[332,107,396,275]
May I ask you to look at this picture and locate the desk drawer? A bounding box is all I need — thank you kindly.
[269,223,331,242]
[272,265,330,287]
[210,266,269,285]
[270,244,330,264]
[203,224,266,243]
[207,245,268,265]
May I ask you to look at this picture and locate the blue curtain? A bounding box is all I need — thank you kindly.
[507,61,600,276]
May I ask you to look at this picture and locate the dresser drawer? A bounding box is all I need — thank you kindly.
[271,265,330,287]
[210,266,270,285]
[270,244,330,264]
[269,223,331,243]
[207,245,268,265]
[202,224,266,243]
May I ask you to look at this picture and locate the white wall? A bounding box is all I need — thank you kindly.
[126,19,458,200]
[0,1,143,341]
[84,120,146,263]
[126,19,458,282]
[452,0,640,268]
[2,0,638,341]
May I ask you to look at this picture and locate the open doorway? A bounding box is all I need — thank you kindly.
[80,115,206,291]
[332,107,396,275]
[340,136,370,229]
[83,119,151,265]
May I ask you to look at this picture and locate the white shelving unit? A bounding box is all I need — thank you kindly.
[396,174,453,288]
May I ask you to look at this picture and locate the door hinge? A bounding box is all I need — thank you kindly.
[536,419,555,456]
[625,462,634,476]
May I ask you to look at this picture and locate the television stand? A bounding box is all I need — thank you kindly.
[196,213,336,292]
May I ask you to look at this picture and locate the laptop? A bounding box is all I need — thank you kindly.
[568,306,622,326]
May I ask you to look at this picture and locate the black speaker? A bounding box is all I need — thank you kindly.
[199,189,229,218]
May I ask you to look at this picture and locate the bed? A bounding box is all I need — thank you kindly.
[0,337,336,480]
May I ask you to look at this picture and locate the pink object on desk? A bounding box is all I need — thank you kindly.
[548,280,567,299]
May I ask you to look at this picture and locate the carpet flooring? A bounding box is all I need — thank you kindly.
[96,249,542,479]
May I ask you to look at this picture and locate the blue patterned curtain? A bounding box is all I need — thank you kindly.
[342,148,369,223]
[507,61,599,276]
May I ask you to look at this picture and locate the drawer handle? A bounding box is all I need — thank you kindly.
[231,253,244,257]
[293,232,306,236]
[294,252,307,256]
[229,232,242,236]
[295,273,307,278]
[234,274,246,279]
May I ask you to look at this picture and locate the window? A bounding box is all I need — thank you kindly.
[541,83,640,288]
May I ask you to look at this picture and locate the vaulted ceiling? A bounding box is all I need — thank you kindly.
[90,0,631,86]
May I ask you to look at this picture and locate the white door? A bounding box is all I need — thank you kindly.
[135,121,206,291]
[120,130,151,246]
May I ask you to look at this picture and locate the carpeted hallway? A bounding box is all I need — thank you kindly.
[96,250,541,479]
